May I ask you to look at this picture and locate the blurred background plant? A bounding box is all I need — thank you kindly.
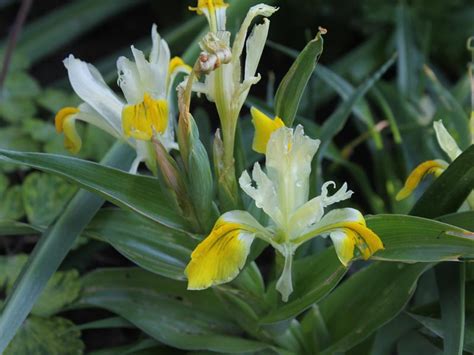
[0,0,473,353]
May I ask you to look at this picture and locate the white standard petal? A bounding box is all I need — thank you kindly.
[239,163,283,227]
[232,4,278,61]
[266,125,320,215]
[434,120,462,161]
[64,55,123,134]
[117,56,144,104]
[244,18,269,81]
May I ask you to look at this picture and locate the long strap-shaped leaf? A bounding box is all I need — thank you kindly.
[411,145,474,218]
[0,142,133,352]
[0,149,191,233]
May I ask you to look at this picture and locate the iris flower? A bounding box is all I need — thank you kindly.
[55,24,191,173]
[186,112,383,301]
[397,120,474,209]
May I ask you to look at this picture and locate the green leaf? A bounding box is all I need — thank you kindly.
[0,221,42,236]
[0,127,40,173]
[318,262,431,354]
[407,313,474,353]
[4,316,84,355]
[367,214,474,262]
[22,172,76,227]
[438,211,474,231]
[32,270,82,317]
[0,149,191,233]
[274,31,324,126]
[0,185,25,221]
[410,145,474,218]
[0,254,28,287]
[261,247,346,324]
[78,268,273,353]
[435,262,465,355]
[86,209,196,280]
[396,330,442,355]
[0,254,81,317]
[0,143,134,353]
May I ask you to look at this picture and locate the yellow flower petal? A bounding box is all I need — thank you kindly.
[185,220,254,290]
[396,160,448,201]
[189,0,228,15]
[122,93,168,141]
[55,107,82,154]
[330,230,356,266]
[168,56,192,77]
[250,107,285,154]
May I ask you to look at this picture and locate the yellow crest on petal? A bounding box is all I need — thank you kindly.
[122,93,168,141]
[250,107,285,154]
[396,160,448,201]
[55,107,82,154]
[185,220,254,290]
[329,219,384,266]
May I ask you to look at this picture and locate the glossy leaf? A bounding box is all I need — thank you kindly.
[318,262,431,354]
[367,214,474,262]
[274,31,324,126]
[86,209,197,280]
[435,262,465,355]
[0,149,191,233]
[411,145,474,218]
[408,313,474,353]
[0,143,134,353]
[0,221,41,236]
[261,247,347,324]
[78,268,274,353]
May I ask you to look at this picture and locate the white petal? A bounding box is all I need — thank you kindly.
[434,120,462,161]
[76,103,122,138]
[244,19,269,81]
[239,164,283,226]
[321,181,354,207]
[64,55,123,134]
[266,125,320,213]
[232,4,278,61]
[117,56,143,104]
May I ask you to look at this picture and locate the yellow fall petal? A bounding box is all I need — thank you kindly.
[122,93,168,141]
[396,160,448,201]
[55,107,82,154]
[185,221,254,290]
[250,107,285,154]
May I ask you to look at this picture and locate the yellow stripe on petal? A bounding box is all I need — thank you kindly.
[185,221,254,290]
[250,107,285,154]
[55,107,82,154]
[396,160,448,201]
[122,93,168,141]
